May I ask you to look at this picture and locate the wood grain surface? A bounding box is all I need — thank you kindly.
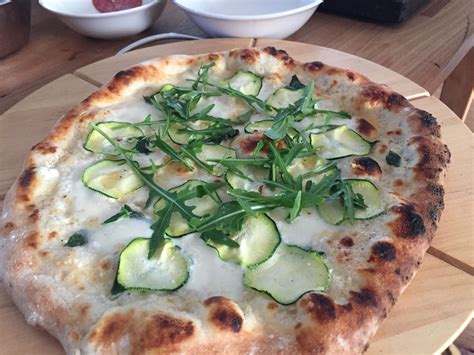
[1,0,472,114]
[0,40,472,354]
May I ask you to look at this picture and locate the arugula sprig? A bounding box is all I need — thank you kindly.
[103,205,144,224]
[265,80,351,140]
[89,123,201,257]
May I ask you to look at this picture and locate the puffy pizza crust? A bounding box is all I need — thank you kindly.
[0,47,450,354]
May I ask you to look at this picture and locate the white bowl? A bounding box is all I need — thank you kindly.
[173,0,322,39]
[39,0,167,40]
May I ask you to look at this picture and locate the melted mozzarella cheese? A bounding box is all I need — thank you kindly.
[87,218,153,256]
[269,208,338,251]
[174,234,244,300]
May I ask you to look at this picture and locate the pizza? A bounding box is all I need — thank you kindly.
[0,47,450,353]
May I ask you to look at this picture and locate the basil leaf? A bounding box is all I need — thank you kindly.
[65,232,87,247]
[288,75,305,90]
[386,150,401,167]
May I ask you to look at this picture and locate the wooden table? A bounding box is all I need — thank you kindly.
[0,39,472,355]
[0,0,473,115]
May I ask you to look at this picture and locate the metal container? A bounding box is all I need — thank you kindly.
[0,0,31,58]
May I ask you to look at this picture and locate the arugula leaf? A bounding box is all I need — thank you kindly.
[288,190,302,223]
[151,135,194,171]
[103,205,144,224]
[288,75,305,90]
[65,232,87,247]
[193,61,216,90]
[200,230,240,248]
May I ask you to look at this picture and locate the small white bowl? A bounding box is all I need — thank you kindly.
[173,0,322,39]
[39,0,167,40]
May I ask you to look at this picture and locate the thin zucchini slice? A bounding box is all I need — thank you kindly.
[221,70,262,96]
[117,238,189,291]
[317,179,384,225]
[205,214,281,267]
[82,159,144,199]
[310,125,373,159]
[244,244,329,305]
[244,120,298,138]
[154,180,220,237]
[168,120,214,145]
[195,144,236,176]
[83,121,143,155]
[160,84,175,92]
[266,87,303,109]
[288,155,337,186]
[225,164,268,191]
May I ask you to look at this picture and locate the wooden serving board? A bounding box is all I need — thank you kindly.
[0,39,472,354]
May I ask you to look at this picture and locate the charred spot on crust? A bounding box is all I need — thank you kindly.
[114,68,135,81]
[426,183,445,223]
[347,71,355,81]
[304,61,325,72]
[89,311,133,345]
[351,157,382,177]
[19,167,35,189]
[142,314,194,349]
[29,209,40,222]
[389,204,426,239]
[340,236,354,247]
[230,48,260,63]
[371,241,396,262]
[305,293,337,323]
[267,302,278,311]
[3,222,15,233]
[356,118,377,138]
[263,47,294,67]
[204,296,243,333]
[416,110,441,137]
[393,178,403,187]
[361,85,408,111]
[409,136,450,180]
[25,232,40,249]
[349,288,378,308]
[33,141,57,154]
[386,291,396,306]
[387,129,402,136]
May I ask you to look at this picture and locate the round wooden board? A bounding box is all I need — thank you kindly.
[0,39,472,354]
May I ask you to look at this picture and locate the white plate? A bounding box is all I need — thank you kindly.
[173,0,323,39]
[39,0,167,39]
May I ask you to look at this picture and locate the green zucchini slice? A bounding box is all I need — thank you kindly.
[82,159,144,199]
[244,244,329,305]
[168,120,214,145]
[154,180,220,237]
[221,70,262,96]
[310,125,373,159]
[317,179,384,225]
[266,87,303,109]
[195,144,237,176]
[244,120,298,138]
[117,238,189,291]
[288,155,335,185]
[225,164,268,191]
[204,214,281,268]
[83,121,143,155]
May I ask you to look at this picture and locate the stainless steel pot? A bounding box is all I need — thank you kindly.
[0,0,31,58]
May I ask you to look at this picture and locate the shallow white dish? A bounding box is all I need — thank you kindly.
[39,0,167,40]
[173,0,322,39]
